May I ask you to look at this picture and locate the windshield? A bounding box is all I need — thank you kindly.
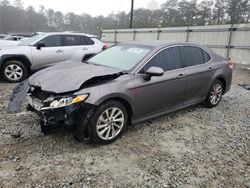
[18,34,44,46]
[3,36,13,40]
[87,44,152,71]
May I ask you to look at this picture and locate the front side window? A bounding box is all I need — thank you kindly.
[181,46,205,67]
[142,47,182,72]
[39,35,62,47]
[87,44,152,71]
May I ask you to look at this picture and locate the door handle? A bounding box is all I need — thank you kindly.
[208,67,215,71]
[56,50,63,53]
[177,74,186,79]
[82,47,88,51]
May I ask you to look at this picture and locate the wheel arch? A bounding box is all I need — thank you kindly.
[214,75,226,94]
[0,54,32,72]
[97,96,133,125]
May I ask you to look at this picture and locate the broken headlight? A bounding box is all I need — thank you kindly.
[49,94,89,109]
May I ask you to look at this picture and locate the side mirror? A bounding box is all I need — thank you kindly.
[143,66,164,81]
[36,42,45,50]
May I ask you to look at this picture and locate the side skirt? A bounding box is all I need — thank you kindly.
[132,100,203,125]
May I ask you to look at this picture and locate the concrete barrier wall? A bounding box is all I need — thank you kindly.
[101,24,250,65]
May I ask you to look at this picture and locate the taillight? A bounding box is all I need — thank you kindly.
[102,44,109,50]
[227,58,235,70]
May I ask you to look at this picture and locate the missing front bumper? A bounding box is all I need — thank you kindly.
[28,102,95,127]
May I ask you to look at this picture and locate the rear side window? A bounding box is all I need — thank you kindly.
[181,46,204,67]
[63,35,94,46]
[63,35,82,46]
[203,51,211,63]
[83,37,94,45]
[143,47,182,72]
[39,35,62,47]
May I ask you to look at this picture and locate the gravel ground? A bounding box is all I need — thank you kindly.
[0,68,249,188]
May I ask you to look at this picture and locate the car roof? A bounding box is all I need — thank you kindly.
[119,41,213,55]
[43,32,98,38]
[120,41,206,49]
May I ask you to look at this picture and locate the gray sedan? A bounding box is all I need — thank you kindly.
[8,42,233,144]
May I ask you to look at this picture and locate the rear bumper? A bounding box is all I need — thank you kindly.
[224,68,233,94]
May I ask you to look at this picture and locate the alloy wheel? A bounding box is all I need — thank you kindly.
[210,83,222,105]
[4,64,23,81]
[96,107,125,140]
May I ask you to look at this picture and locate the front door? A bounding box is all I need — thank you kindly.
[31,35,65,70]
[130,46,187,121]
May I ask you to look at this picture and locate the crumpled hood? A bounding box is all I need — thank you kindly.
[29,62,122,93]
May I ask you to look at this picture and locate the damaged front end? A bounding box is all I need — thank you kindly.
[8,62,123,135]
[26,87,94,126]
[8,80,96,132]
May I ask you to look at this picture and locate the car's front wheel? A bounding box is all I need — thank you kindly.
[204,79,223,108]
[88,100,128,144]
[1,60,28,83]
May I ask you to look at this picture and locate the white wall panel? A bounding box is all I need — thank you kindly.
[229,49,250,65]
[102,24,250,65]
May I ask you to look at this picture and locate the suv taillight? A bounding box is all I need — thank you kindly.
[102,44,109,50]
[227,58,235,70]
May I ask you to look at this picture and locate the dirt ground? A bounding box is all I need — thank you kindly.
[0,68,249,188]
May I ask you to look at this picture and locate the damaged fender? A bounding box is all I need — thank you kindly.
[7,62,123,113]
[8,80,30,112]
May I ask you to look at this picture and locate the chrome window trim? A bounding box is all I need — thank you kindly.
[135,44,213,75]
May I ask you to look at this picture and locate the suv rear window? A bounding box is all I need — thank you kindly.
[63,35,94,46]
[84,37,94,45]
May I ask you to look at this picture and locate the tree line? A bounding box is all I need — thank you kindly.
[0,0,249,35]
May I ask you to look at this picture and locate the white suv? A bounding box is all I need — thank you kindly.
[0,32,107,82]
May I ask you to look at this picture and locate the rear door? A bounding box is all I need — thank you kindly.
[180,46,214,105]
[62,35,94,62]
[131,46,187,120]
[31,35,65,69]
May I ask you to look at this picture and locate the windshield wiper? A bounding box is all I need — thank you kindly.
[87,62,103,66]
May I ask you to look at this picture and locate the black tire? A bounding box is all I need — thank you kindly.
[1,60,28,83]
[204,79,223,108]
[87,100,128,144]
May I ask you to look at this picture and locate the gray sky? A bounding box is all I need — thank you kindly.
[11,0,167,16]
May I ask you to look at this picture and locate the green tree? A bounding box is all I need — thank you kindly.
[213,0,227,24]
[178,0,199,26]
[161,0,181,26]
[54,11,64,31]
[226,0,249,23]
[13,0,23,9]
[197,0,213,25]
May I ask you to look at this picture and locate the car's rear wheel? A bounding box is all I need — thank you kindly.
[88,100,128,144]
[204,79,223,108]
[1,60,28,83]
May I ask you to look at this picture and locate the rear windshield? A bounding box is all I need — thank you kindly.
[87,44,152,71]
